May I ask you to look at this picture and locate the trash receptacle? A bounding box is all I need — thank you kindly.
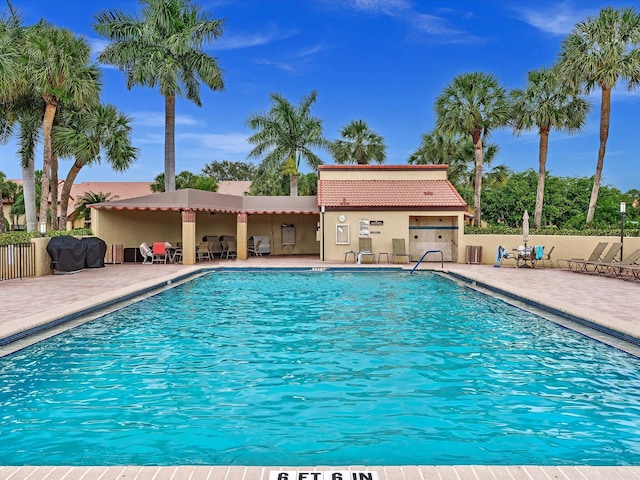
[466,245,482,264]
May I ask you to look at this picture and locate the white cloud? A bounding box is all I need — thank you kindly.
[130,111,199,128]
[253,58,297,73]
[179,132,252,156]
[518,3,596,36]
[350,0,412,16]
[212,26,297,50]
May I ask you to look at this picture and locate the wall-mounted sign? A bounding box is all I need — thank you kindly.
[359,218,369,237]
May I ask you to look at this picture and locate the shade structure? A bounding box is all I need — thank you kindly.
[522,210,530,247]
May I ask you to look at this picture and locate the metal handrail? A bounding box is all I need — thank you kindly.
[409,249,443,274]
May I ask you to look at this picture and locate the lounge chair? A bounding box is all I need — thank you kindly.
[357,237,376,264]
[575,243,622,274]
[139,242,153,264]
[558,241,608,272]
[539,246,555,268]
[152,242,168,264]
[225,237,237,259]
[248,239,263,256]
[197,242,211,261]
[390,238,411,264]
[593,248,640,278]
[207,236,223,258]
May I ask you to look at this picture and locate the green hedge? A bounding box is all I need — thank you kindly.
[464,225,640,236]
[0,228,92,246]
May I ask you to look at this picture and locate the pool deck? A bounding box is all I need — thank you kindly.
[1,256,639,479]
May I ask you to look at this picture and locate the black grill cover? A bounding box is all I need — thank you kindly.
[46,236,85,273]
[81,237,107,268]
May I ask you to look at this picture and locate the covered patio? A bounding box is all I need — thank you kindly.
[90,189,320,264]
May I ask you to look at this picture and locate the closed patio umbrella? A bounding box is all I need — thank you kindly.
[522,210,529,248]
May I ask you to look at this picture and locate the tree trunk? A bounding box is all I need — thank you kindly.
[534,127,550,229]
[289,174,298,197]
[472,129,484,227]
[586,87,610,224]
[22,159,37,232]
[60,160,83,230]
[0,189,5,233]
[50,150,59,230]
[164,95,176,192]
[39,102,57,231]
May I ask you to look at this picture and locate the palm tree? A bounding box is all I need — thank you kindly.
[247,90,328,196]
[69,191,118,227]
[0,170,15,232]
[435,72,510,226]
[331,119,386,165]
[23,21,100,231]
[558,6,640,223]
[511,66,590,228]
[0,4,40,233]
[409,131,472,186]
[54,103,138,228]
[94,0,225,192]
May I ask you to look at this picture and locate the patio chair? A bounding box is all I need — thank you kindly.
[593,248,640,278]
[357,237,376,264]
[139,242,153,264]
[576,243,622,274]
[151,242,168,264]
[390,238,411,264]
[207,236,223,258]
[558,241,608,272]
[225,237,237,258]
[539,246,555,269]
[248,239,263,256]
[171,247,183,264]
[197,242,211,261]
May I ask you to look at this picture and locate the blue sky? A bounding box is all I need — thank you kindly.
[1,0,639,192]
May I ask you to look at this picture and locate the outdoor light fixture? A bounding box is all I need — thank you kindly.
[38,221,46,237]
[620,202,626,259]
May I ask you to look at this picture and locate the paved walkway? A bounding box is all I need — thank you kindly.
[1,257,639,479]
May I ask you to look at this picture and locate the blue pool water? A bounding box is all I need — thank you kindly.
[1,270,640,466]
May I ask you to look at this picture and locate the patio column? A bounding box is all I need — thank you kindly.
[181,209,196,265]
[237,213,248,260]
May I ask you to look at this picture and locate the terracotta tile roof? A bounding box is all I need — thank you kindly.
[318,179,466,209]
[69,182,153,202]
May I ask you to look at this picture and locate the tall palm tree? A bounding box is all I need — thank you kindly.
[94,0,225,192]
[558,6,640,223]
[54,103,138,227]
[24,21,100,231]
[435,72,510,226]
[331,119,386,165]
[0,4,39,233]
[247,90,328,197]
[511,66,590,228]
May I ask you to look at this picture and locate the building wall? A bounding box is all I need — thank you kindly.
[92,209,320,256]
[319,166,448,181]
[461,234,640,265]
[92,209,183,248]
[321,210,464,263]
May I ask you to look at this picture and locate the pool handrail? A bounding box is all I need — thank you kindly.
[410,250,444,274]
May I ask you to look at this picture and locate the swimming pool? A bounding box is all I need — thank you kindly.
[1,270,640,466]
